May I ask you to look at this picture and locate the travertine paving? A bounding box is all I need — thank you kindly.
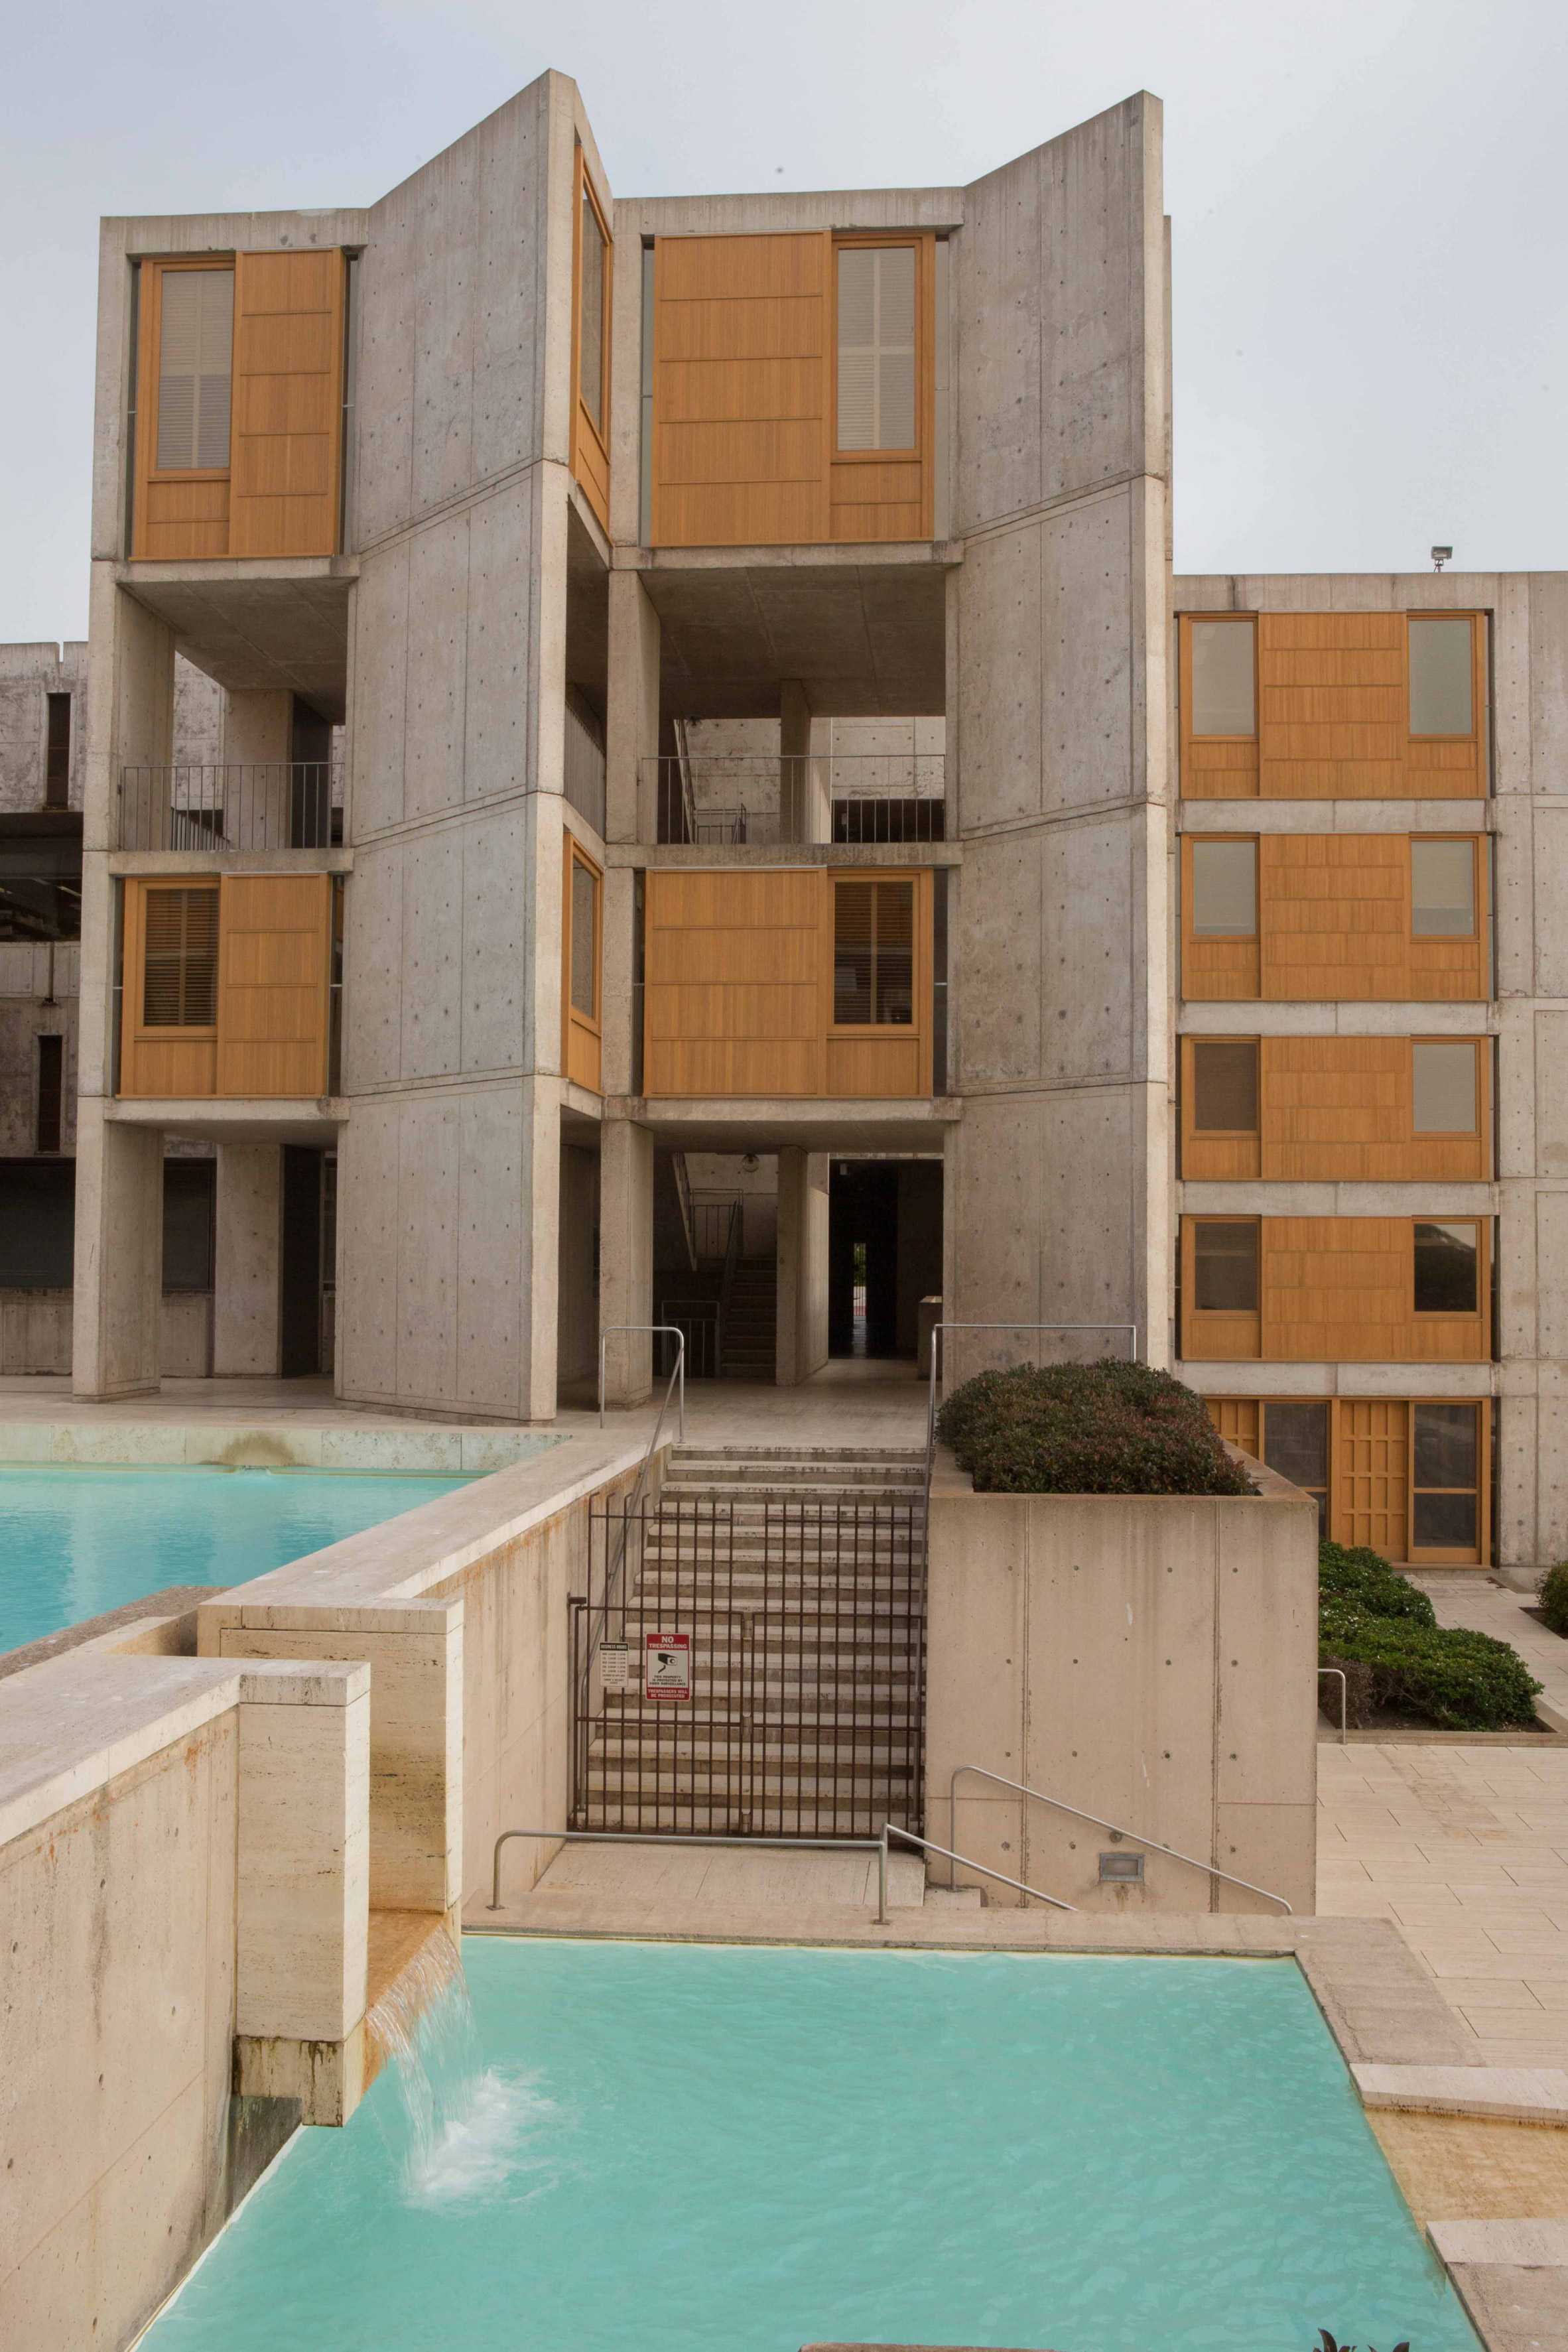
[1319,1573,1568,2071]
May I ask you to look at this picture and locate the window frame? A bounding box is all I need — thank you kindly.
[1188,833,1260,939]
[830,235,933,468]
[1409,832,1482,945]
[135,255,236,497]
[1188,1036,1261,1138]
[828,874,921,1036]
[562,832,603,1094]
[1411,1216,1486,1322]
[569,147,613,533]
[1182,1215,1262,1358]
[1408,1398,1487,1565]
[1410,1035,1483,1140]
[1181,613,1259,742]
[1405,612,1484,746]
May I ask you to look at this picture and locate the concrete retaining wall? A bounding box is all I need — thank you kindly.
[925,1453,1318,1914]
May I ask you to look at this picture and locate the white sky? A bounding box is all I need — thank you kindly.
[3,0,1564,641]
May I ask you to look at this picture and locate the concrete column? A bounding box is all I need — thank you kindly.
[779,680,822,846]
[220,688,293,846]
[71,1104,163,1398]
[214,1143,282,1377]
[606,570,661,844]
[600,1112,653,1404]
[776,1146,830,1386]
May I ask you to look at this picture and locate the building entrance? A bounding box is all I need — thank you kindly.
[828,1159,942,1360]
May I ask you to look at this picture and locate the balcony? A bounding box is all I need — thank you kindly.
[119,763,342,853]
[647,751,945,847]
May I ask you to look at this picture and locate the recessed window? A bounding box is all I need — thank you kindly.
[837,247,917,452]
[1191,1040,1258,1134]
[36,1034,63,1153]
[1193,1222,1258,1313]
[834,880,913,1025]
[45,694,71,810]
[1412,1041,1478,1134]
[156,269,233,472]
[1411,840,1476,937]
[578,186,607,434]
[1262,1400,1329,1538]
[1413,1221,1478,1315]
[1189,620,1256,736]
[162,1160,216,1293]
[1190,840,1257,937]
[1408,617,1474,736]
[143,887,218,1028]
[570,854,598,1019]
[1412,1402,1479,1548]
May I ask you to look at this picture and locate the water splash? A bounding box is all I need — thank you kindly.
[365,1925,550,2208]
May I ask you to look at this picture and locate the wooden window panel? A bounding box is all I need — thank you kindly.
[828,235,935,545]
[1333,1400,1410,1561]
[562,838,603,1094]
[1180,835,1260,1001]
[1180,1037,1261,1179]
[824,870,931,1098]
[214,874,332,1096]
[1257,613,1406,797]
[1408,1399,1486,1565]
[1408,834,1488,1001]
[1179,617,1259,799]
[1179,1217,1260,1360]
[228,250,346,558]
[1406,614,1486,799]
[644,868,826,1096]
[1253,1215,1489,1363]
[570,149,612,535]
[119,878,218,1096]
[133,259,235,561]
[1204,1397,1260,1456]
[651,233,833,549]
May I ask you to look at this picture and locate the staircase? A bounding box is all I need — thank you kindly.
[720,1258,777,1380]
[580,1443,928,1840]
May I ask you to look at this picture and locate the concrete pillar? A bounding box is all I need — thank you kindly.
[214,1143,282,1376]
[776,1146,830,1386]
[606,570,661,845]
[71,1104,163,1398]
[600,1112,653,1404]
[221,689,293,846]
[779,680,826,846]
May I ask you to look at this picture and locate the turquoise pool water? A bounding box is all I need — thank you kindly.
[0,1464,471,1653]
[143,1939,1478,2352]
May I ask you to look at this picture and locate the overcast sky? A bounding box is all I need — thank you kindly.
[3,0,1563,643]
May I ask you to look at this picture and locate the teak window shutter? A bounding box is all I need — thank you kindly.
[228,250,346,558]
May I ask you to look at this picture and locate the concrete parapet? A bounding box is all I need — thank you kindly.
[925,1451,1318,1914]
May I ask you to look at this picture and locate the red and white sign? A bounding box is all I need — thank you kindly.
[645,1632,690,1701]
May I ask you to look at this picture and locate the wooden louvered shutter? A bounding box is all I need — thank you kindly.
[155,270,234,473]
[228,250,346,558]
[143,888,219,1027]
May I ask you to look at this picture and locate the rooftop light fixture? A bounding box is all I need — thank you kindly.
[1431,545,1453,571]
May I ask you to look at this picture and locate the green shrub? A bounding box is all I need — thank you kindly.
[937,1360,1254,1498]
[1319,1539,1541,1731]
[1538,1561,1568,1638]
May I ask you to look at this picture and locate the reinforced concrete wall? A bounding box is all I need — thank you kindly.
[925,1453,1318,1914]
[947,94,1171,1376]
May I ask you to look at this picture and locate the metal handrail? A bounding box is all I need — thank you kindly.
[1319,1666,1349,1744]
[598,1325,685,1438]
[585,1327,687,1732]
[488,1826,893,1924]
[948,1764,1293,1914]
[883,1823,1077,1913]
[924,1321,1140,1498]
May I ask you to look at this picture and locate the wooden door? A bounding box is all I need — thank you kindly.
[1258,614,1405,797]
[214,874,332,1096]
[228,250,345,558]
[1333,1400,1409,1559]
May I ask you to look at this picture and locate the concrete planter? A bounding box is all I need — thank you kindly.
[925,1451,1318,1915]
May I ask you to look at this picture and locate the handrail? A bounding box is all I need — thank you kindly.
[586,1326,687,1724]
[882,1823,1077,1913]
[924,1321,1140,1500]
[489,1826,892,1924]
[671,1151,696,1272]
[717,1197,744,1374]
[599,1325,685,1439]
[1319,1666,1349,1745]
[948,1764,1293,1914]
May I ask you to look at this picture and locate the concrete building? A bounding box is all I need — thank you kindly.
[26,68,1559,1578]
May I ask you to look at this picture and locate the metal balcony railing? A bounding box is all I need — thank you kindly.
[119,763,342,852]
[643,751,945,846]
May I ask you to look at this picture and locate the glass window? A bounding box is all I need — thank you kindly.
[570,857,598,1019]
[143,887,218,1028]
[156,269,233,472]
[1413,1401,1477,1490]
[1189,620,1256,736]
[1411,839,1476,937]
[1193,1222,1258,1313]
[1412,1041,1477,1134]
[578,190,606,431]
[162,1160,216,1293]
[1192,1040,1258,1134]
[1191,840,1257,937]
[1413,1220,1478,1315]
[837,247,917,452]
[834,880,914,1025]
[1408,617,1474,736]
[1262,1400,1329,1537]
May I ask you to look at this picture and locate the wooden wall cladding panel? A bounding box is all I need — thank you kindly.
[651,234,832,549]
[1182,1037,1491,1181]
[214,874,332,1096]
[1180,1215,1490,1364]
[1258,834,1407,1000]
[569,147,612,536]
[228,251,345,558]
[1178,619,1260,799]
[825,1037,923,1098]
[645,869,826,1095]
[562,838,603,1096]
[1207,1398,1260,1455]
[139,478,231,561]
[1258,613,1405,797]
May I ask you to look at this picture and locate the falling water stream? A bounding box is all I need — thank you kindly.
[363,1929,551,2208]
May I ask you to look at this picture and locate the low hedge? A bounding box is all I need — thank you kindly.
[1320,1541,1541,1731]
[1538,1561,1568,1638]
[936,1360,1254,1497]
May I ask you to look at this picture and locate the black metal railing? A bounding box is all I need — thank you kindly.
[119,763,341,852]
[571,1493,926,1840]
[645,752,945,846]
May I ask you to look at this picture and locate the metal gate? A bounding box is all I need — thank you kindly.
[570,1493,925,1840]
